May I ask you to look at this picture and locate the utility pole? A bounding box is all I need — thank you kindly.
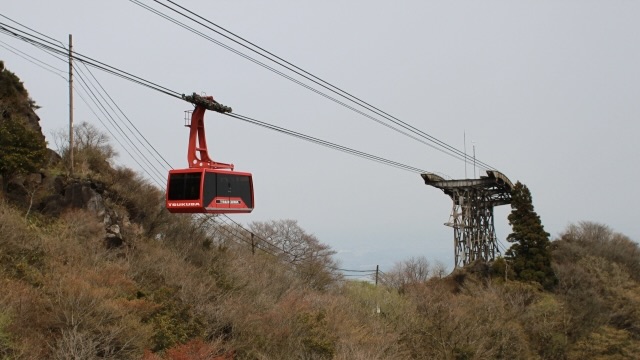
[375,265,380,315]
[375,265,379,286]
[505,260,508,282]
[68,34,74,176]
[251,233,255,255]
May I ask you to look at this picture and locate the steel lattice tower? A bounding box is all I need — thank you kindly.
[421,170,514,268]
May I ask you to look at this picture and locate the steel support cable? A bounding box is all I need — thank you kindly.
[205,216,264,252]
[0,25,69,65]
[220,214,342,266]
[334,269,377,273]
[2,13,494,173]
[135,0,496,171]
[0,22,182,100]
[210,216,306,270]
[2,15,383,279]
[46,49,172,177]
[496,239,509,254]
[126,0,459,162]
[0,41,168,188]
[169,0,488,170]
[226,112,428,174]
[74,83,164,187]
[0,13,62,46]
[75,65,166,178]
[0,39,67,79]
[74,65,167,181]
[129,1,490,170]
[198,213,366,279]
[0,25,172,98]
[6,26,433,202]
[1,22,185,184]
[6,31,72,68]
[1,20,442,197]
[496,239,506,252]
[491,229,508,254]
[163,0,495,170]
[0,14,71,71]
[1,16,447,197]
[79,62,174,172]
[208,218,294,264]
[217,215,284,255]
[1,19,439,177]
[81,64,424,276]
[1,31,172,184]
[220,217,308,262]
[203,215,252,249]
[73,71,166,187]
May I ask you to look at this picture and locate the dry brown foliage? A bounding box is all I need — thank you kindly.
[3,162,640,360]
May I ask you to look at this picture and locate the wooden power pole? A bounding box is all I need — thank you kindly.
[68,34,74,176]
[375,265,379,286]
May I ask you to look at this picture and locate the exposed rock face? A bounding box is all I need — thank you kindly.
[2,62,128,249]
[64,180,105,213]
[41,178,128,248]
[105,224,123,248]
[18,107,44,144]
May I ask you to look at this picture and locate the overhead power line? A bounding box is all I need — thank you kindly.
[0,39,66,79]
[73,81,164,187]
[73,66,166,184]
[0,18,170,186]
[206,215,363,278]
[78,62,173,172]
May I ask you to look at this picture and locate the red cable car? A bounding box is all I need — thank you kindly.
[166,93,254,214]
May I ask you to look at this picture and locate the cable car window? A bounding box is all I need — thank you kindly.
[217,173,253,208]
[203,171,218,206]
[168,172,201,200]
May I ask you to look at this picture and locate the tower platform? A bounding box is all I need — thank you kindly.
[421,170,514,268]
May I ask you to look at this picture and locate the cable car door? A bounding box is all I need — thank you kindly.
[216,172,253,211]
[215,172,233,209]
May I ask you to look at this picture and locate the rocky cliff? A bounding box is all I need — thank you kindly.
[1,61,129,248]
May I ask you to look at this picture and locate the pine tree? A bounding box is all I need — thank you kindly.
[0,115,47,191]
[506,181,557,290]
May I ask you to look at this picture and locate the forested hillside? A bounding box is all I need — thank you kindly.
[1,63,639,359]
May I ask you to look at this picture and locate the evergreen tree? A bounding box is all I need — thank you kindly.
[506,181,557,290]
[0,62,47,191]
[0,115,47,191]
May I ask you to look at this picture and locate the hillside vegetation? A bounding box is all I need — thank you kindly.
[1,63,640,359]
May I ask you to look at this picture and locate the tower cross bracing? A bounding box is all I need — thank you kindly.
[422,170,514,268]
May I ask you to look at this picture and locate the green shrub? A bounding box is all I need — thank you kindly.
[0,310,14,358]
[0,115,47,192]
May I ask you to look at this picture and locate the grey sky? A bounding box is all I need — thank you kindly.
[2,1,639,273]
